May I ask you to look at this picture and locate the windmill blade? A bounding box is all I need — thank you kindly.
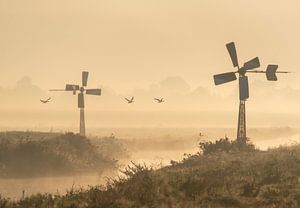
[213,72,237,85]
[239,76,249,100]
[65,84,79,91]
[78,93,85,108]
[226,42,239,68]
[243,57,260,71]
[266,64,278,81]
[86,89,101,95]
[82,71,89,87]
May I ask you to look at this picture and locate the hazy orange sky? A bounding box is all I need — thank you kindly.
[0,0,298,92]
[0,0,300,129]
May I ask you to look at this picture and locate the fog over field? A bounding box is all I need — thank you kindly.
[1,0,300,206]
[0,76,299,130]
[0,77,299,199]
[0,126,299,199]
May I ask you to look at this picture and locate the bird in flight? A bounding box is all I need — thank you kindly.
[154,98,164,103]
[40,97,51,103]
[125,96,134,104]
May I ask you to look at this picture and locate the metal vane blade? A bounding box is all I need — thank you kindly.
[86,89,101,95]
[266,64,278,81]
[78,93,85,108]
[213,72,237,85]
[82,71,89,87]
[243,57,260,71]
[226,42,239,68]
[239,76,249,100]
[65,84,79,91]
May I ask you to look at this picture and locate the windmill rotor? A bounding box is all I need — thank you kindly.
[214,42,289,95]
[49,71,101,105]
[72,71,101,109]
[214,42,261,93]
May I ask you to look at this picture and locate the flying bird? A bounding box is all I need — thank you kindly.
[125,96,134,104]
[154,98,164,103]
[40,97,51,103]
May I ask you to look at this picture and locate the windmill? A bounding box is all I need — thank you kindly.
[213,42,289,143]
[50,71,101,136]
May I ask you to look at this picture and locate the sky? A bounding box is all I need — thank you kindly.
[0,0,300,129]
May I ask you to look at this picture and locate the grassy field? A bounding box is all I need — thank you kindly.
[1,137,300,207]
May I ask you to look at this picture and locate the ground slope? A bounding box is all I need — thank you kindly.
[1,139,300,207]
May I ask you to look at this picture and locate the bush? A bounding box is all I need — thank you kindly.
[199,137,256,155]
[0,132,122,178]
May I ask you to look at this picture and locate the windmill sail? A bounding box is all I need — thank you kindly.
[78,93,85,108]
[239,76,249,100]
[82,71,89,87]
[86,89,101,95]
[243,57,260,71]
[65,84,79,91]
[226,42,239,68]
[213,72,237,85]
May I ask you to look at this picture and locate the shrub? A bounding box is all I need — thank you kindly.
[0,132,122,178]
[199,137,256,155]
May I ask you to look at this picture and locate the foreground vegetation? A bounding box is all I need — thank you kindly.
[1,137,300,207]
[0,132,127,178]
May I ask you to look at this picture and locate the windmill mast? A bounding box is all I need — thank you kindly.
[237,99,246,142]
[78,88,86,136]
[237,74,249,143]
[79,72,88,137]
[80,108,85,136]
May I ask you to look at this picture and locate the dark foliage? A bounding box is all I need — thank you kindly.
[0,132,126,178]
[199,137,256,155]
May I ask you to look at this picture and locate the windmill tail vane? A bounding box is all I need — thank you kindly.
[247,65,290,81]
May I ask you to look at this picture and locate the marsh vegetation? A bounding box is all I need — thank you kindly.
[0,134,300,207]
